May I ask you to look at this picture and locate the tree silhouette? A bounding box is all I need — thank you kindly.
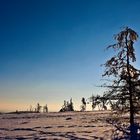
[101,27,140,139]
[29,105,33,112]
[69,98,74,111]
[59,98,74,112]
[89,94,97,110]
[80,97,86,111]
[89,94,107,110]
[43,104,48,113]
[36,103,42,113]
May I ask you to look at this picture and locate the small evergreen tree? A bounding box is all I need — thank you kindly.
[29,105,33,112]
[68,98,74,111]
[80,97,86,111]
[36,103,42,113]
[59,98,74,112]
[43,104,48,113]
[89,95,97,110]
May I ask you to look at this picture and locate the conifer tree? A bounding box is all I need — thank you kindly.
[102,27,140,139]
[36,103,42,113]
[59,98,74,112]
[43,104,48,113]
[80,97,86,111]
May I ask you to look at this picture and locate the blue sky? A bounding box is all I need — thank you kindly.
[0,0,140,112]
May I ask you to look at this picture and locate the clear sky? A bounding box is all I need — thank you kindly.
[0,0,140,112]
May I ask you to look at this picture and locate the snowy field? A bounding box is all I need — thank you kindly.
[0,111,133,139]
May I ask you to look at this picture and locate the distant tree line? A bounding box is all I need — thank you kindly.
[28,103,48,113]
[58,96,108,112]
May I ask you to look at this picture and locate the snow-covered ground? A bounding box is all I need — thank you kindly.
[0,111,128,139]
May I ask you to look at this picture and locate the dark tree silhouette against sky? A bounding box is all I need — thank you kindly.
[102,27,140,139]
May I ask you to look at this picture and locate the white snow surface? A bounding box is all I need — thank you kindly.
[0,111,122,139]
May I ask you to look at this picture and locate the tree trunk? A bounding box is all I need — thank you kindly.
[126,33,135,139]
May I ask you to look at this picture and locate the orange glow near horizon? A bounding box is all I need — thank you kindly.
[0,100,95,112]
[0,101,61,112]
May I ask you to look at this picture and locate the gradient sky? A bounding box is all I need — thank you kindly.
[0,0,140,112]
